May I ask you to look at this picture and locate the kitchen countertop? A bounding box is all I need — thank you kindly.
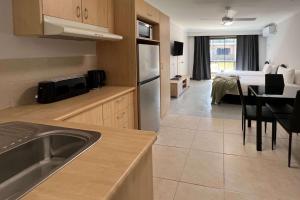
[0,86,135,121]
[0,86,157,200]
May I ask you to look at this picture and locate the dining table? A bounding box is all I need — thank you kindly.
[248,85,299,151]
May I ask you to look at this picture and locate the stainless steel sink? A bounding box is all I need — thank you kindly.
[0,121,101,200]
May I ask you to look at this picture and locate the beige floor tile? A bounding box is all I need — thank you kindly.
[181,150,224,188]
[224,119,242,134]
[191,132,224,153]
[198,118,223,132]
[224,155,300,200]
[174,115,201,130]
[153,178,178,200]
[160,114,179,127]
[153,145,189,181]
[156,127,197,148]
[174,182,224,200]
[224,191,272,200]
[224,133,296,164]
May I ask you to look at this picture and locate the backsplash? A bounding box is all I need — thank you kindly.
[0,55,98,110]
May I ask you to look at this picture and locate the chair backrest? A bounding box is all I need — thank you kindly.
[290,90,300,132]
[237,79,247,115]
[265,74,285,94]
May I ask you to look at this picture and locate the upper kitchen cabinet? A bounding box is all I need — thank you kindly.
[42,0,82,22]
[81,0,109,28]
[136,0,159,23]
[12,0,119,40]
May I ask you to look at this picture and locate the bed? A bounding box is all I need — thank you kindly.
[212,67,300,104]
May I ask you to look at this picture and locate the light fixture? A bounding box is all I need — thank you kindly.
[222,16,234,26]
[222,21,234,26]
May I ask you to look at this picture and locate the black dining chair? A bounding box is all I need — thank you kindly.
[237,79,277,149]
[274,91,300,167]
[265,74,294,115]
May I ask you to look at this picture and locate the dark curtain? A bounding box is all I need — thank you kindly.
[193,36,211,80]
[236,35,259,71]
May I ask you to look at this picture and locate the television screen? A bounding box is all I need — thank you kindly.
[173,41,184,56]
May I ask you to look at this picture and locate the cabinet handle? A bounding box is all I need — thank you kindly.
[84,8,88,19]
[76,6,81,18]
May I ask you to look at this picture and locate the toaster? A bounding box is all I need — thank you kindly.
[36,75,89,104]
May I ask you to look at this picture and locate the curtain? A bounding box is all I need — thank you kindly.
[236,35,259,71]
[193,36,211,80]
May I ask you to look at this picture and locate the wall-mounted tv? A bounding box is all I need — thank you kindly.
[172,41,184,56]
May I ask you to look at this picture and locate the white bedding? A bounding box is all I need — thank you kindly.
[215,70,265,95]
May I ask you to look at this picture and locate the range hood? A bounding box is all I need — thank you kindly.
[43,16,123,41]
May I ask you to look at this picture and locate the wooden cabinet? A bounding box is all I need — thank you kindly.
[82,0,109,27]
[42,0,82,22]
[136,0,159,23]
[13,0,115,36]
[65,92,135,129]
[66,105,103,126]
[159,12,171,118]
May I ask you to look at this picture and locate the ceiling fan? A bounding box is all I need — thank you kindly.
[222,7,257,26]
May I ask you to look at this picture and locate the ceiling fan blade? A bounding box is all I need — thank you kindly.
[233,18,257,21]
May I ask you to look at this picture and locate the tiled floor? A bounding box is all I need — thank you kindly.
[153,81,300,200]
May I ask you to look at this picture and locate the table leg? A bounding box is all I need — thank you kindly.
[256,98,262,151]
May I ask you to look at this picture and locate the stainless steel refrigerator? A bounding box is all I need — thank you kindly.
[137,44,160,132]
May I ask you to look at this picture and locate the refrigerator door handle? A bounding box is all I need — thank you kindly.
[138,75,160,86]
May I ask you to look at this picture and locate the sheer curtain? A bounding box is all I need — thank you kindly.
[236,35,259,71]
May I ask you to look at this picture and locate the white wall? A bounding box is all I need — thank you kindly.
[170,21,188,78]
[266,12,300,69]
[0,0,96,59]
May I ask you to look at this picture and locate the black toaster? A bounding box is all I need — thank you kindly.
[36,76,89,104]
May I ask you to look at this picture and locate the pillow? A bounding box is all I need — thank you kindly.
[295,70,300,85]
[271,65,279,74]
[277,67,295,84]
[262,64,272,74]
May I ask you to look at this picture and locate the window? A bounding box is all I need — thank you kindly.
[210,37,237,74]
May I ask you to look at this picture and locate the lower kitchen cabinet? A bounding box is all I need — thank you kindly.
[65,91,135,129]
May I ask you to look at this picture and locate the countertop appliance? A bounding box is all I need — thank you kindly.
[37,75,89,104]
[137,44,160,131]
[87,70,106,89]
[137,20,153,40]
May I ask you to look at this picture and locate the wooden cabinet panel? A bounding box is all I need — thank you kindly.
[159,12,171,118]
[136,0,159,23]
[82,0,109,27]
[42,0,82,22]
[65,105,103,126]
[64,92,135,129]
[144,3,159,23]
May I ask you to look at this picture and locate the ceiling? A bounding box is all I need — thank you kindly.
[146,0,300,33]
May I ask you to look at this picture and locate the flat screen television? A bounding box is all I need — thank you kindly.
[172,41,184,56]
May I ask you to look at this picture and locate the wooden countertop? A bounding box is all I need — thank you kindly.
[0,86,135,121]
[0,86,157,200]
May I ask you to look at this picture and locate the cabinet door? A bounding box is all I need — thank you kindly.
[65,105,103,126]
[42,0,82,22]
[159,13,171,118]
[82,0,108,27]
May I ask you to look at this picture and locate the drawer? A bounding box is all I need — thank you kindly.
[113,94,129,113]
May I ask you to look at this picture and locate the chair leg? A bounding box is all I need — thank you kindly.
[288,133,293,168]
[243,119,246,145]
[242,115,244,131]
[265,122,267,134]
[248,120,251,128]
[272,121,277,150]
